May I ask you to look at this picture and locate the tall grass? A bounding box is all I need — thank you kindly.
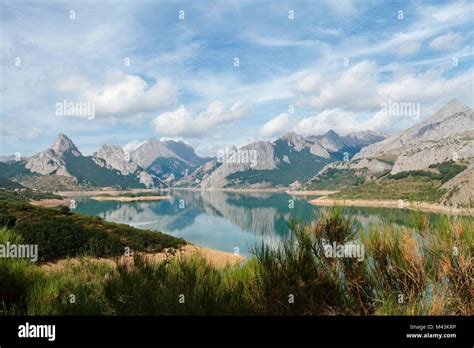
[0,209,472,316]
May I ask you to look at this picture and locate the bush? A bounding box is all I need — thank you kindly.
[0,208,471,316]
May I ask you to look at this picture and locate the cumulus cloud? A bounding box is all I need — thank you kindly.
[290,64,473,136]
[292,109,366,136]
[429,32,464,50]
[153,100,248,138]
[294,60,472,113]
[56,71,177,119]
[259,113,292,138]
[295,61,382,111]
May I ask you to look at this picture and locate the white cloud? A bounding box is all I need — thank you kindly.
[396,42,421,57]
[55,71,177,119]
[295,61,473,114]
[294,73,322,94]
[295,61,382,111]
[259,113,292,138]
[292,109,365,136]
[291,65,473,136]
[153,100,248,138]
[429,32,464,50]
[87,72,176,118]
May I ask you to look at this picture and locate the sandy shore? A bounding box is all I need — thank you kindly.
[41,244,245,272]
[309,197,473,215]
[29,198,71,207]
[286,190,338,196]
[171,187,288,192]
[59,187,339,195]
[91,195,172,202]
[57,189,170,197]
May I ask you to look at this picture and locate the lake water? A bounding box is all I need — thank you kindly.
[74,190,435,257]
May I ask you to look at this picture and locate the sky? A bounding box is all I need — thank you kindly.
[0,0,473,157]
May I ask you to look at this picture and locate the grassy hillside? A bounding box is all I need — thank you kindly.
[324,161,468,203]
[0,208,471,315]
[388,160,467,183]
[0,178,24,189]
[332,176,446,202]
[0,161,31,178]
[0,189,61,202]
[63,153,144,188]
[0,197,186,262]
[307,168,365,190]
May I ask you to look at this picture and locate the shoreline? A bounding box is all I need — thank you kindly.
[41,244,245,271]
[29,198,71,207]
[90,195,172,202]
[309,197,474,216]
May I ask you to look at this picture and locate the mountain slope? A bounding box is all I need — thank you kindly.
[178,130,384,189]
[12,134,157,189]
[308,99,474,205]
[128,138,211,180]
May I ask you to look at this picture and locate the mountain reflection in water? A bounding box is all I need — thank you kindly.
[74,190,438,257]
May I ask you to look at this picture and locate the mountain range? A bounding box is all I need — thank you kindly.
[307,99,474,205]
[177,130,384,188]
[0,129,383,191]
[1,99,472,205]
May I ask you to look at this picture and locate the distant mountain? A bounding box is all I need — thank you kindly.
[308,99,474,205]
[127,138,212,180]
[5,134,159,190]
[0,154,18,163]
[177,130,384,188]
[0,134,214,190]
[163,140,212,167]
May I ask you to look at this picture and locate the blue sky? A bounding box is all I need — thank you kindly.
[1,0,473,156]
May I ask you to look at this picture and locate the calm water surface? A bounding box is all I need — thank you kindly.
[74,190,437,257]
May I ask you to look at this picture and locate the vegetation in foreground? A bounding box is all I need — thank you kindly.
[0,188,62,202]
[0,198,186,262]
[0,208,472,315]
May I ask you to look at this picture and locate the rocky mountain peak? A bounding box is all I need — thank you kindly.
[424,99,471,125]
[93,144,138,175]
[280,131,307,151]
[322,130,339,139]
[51,133,82,157]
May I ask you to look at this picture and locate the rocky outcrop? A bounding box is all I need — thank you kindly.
[441,163,474,205]
[391,132,474,174]
[93,144,138,175]
[199,141,278,188]
[179,130,385,189]
[129,138,177,169]
[310,99,474,205]
[309,130,385,153]
[25,134,80,176]
[25,149,71,176]
[311,158,392,183]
